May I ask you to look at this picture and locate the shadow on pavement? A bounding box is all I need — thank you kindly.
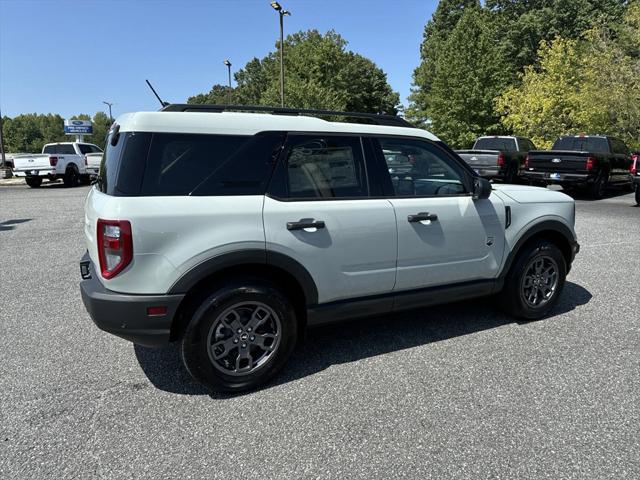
[134,281,592,397]
[0,218,32,232]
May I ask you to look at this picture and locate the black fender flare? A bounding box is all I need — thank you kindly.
[499,219,577,282]
[168,249,318,305]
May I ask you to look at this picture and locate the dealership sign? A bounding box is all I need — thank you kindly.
[64,119,93,134]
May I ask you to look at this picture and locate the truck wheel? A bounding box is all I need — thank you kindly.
[499,239,566,320]
[63,166,79,188]
[590,173,608,199]
[80,175,92,185]
[505,166,518,184]
[635,184,640,205]
[181,280,298,393]
[25,177,42,188]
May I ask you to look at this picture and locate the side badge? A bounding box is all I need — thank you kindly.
[486,236,494,246]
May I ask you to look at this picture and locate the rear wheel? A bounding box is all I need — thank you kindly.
[590,173,608,199]
[499,239,566,320]
[635,183,640,205]
[25,177,42,188]
[181,280,298,393]
[63,166,79,188]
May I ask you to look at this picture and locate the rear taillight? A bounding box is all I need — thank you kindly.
[49,156,58,167]
[586,156,597,170]
[97,219,133,279]
[497,153,505,168]
[524,155,529,169]
[630,154,637,175]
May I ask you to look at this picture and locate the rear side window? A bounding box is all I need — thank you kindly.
[278,135,369,199]
[43,145,56,154]
[474,138,517,152]
[58,144,76,154]
[98,131,283,197]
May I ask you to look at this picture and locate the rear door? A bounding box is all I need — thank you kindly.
[263,134,397,305]
[371,136,506,291]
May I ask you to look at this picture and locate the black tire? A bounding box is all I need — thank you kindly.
[590,173,608,199]
[80,174,92,185]
[25,177,42,188]
[505,164,518,184]
[181,279,298,393]
[635,183,640,205]
[499,239,567,320]
[63,166,79,188]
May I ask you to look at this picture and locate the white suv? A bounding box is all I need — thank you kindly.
[80,105,580,392]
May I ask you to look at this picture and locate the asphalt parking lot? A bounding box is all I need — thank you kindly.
[1,182,639,479]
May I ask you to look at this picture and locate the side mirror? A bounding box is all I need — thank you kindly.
[473,177,492,200]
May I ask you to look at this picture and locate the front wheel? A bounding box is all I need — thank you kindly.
[25,177,42,188]
[499,239,567,320]
[181,280,298,393]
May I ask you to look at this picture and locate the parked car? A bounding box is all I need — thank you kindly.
[456,136,536,183]
[79,105,579,393]
[522,135,635,199]
[12,141,103,188]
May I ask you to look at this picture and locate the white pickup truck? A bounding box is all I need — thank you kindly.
[12,142,103,188]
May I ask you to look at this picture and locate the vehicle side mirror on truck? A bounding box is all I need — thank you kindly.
[473,177,492,200]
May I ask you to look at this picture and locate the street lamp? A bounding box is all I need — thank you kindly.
[102,101,114,122]
[223,59,232,105]
[270,1,290,107]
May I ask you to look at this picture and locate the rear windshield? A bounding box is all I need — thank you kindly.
[98,131,284,196]
[552,137,609,153]
[473,138,517,151]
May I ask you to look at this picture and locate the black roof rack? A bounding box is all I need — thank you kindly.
[160,103,415,128]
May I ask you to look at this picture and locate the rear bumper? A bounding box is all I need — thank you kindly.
[521,171,595,185]
[79,252,184,347]
[13,169,56,177]
[473,167,504,179]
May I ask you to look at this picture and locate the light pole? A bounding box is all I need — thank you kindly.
[270,2,290,107]
[102,101,114,122]
[223,59,232,104]
[0,106,6,169]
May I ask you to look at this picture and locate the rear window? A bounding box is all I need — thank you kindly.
[98,131,284,197]
[474,138,517,152]
[552,137,609,153]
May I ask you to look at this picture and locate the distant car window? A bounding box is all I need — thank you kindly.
[43,145,56,154]
[474,138,517,152]
[78,144,93,154]
[91,145,103,153]
[58,144,76,155]
[611,139,629,155]
[283,136,368,199]
[378,138,467,197]
[552,137,609,153]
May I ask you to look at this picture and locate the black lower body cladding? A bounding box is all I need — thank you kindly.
[79,253,184,347]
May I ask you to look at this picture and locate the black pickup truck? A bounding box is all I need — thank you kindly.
[456,136,536,183]
[522,135,635,199]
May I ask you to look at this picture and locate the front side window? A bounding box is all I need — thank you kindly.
[378,138,467,197]
[282,136,368,199]
[78,144,93,154]
[58,144,76,154]
[43,145,56,154]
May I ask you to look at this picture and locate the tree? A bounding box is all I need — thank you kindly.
[408,0,480,125]
[187,84,232,105]
[188,30,399,113]
[414,7,509,147]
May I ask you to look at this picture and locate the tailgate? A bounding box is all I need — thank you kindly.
[85,153,103,170]
[526,150,590,173]
[456,150,500,168]
[13,154,52,170]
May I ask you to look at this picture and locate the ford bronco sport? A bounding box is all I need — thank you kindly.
[80,105,580,393]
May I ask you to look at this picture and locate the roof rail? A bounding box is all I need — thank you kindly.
[160,104,415,128]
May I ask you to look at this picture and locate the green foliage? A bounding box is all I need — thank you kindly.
[2,111,112,153]
[188,30,399,114]
[411,5,509,147]
[497,3,640,149]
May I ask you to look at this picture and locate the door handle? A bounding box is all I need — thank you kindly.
[286,220,326,231]
[407,212,438,223]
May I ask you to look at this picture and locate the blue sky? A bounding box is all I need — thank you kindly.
[0,0,437,119]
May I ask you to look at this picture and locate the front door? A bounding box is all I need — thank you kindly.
[372,136,506,291]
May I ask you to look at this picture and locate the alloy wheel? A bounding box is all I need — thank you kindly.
[520,255,559,308]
